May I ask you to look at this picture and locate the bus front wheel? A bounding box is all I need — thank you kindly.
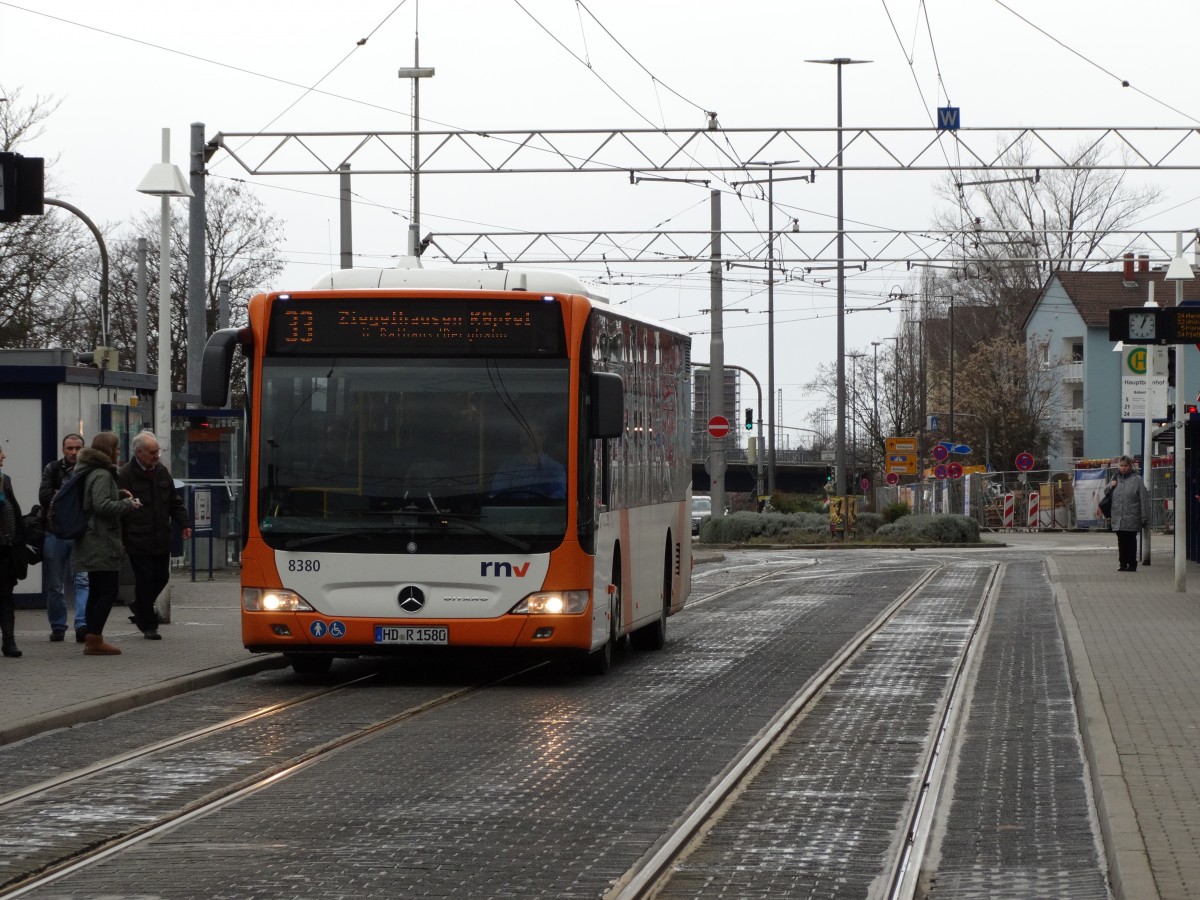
[577,551,621,675]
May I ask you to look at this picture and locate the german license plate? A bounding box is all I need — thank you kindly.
[374,625,448,645]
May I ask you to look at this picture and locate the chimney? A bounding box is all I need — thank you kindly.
[1123,253,1135,281]
[1138,254,1149,273]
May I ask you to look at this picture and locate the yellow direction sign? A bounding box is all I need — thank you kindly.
[885,436,918,454]
[886,454,917,475]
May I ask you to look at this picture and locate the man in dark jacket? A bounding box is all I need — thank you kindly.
[40,433,89,642]
[1,444,29,658]
[116,430,191,639]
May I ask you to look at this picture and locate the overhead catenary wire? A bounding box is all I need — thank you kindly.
[991,0,1200,126]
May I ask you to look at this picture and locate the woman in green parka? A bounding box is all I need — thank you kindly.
[73,432,138,656]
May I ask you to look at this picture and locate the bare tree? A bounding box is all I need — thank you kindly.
[0,83,61,152]
[0,84,98,350]
[106,181,286,393]
[925,335,1059,470]
[932,135,1162,335]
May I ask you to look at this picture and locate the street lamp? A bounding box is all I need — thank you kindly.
[807,57,872,498]
[398,27,435,258]
[137,128,193,470]
[1166,233,1194,592]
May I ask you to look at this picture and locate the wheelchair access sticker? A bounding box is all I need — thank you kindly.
[309,620,346,640]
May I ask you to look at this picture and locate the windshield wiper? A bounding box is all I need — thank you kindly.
[283,515,532,553]
[397,510,532,553]
[284,529,394,550]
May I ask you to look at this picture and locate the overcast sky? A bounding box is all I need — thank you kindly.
[4,0,1200,435]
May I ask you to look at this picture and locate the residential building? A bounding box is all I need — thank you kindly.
[1025,254,1200,469]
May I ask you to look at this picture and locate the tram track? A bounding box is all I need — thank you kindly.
[0,557,794,897]
[0,661,545,898]
[0,673,379,813]
[0,554,1003,897]
[608,562,1001,900]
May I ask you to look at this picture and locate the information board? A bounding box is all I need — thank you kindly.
[268,296,566,357]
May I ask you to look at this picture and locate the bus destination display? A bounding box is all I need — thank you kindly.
[268,297,564,356]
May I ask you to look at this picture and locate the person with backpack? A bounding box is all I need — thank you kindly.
[73,431,138,656]
[117,430,191,640]
[40,433,90,643]
[1,444,31,658]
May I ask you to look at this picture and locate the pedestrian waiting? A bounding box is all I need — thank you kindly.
[1,443,32,659]
[1106,454,1150,573]
[40,433,90,642]
[74,432,139,656]
[117,431,191,640]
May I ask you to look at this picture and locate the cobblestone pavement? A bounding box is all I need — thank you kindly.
[0,569,281,745]
[1,533,1198,899]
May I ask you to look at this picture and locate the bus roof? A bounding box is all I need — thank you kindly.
[311,260,609,303]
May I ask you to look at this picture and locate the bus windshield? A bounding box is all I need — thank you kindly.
[257,357,570,554]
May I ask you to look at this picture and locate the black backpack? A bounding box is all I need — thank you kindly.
[46,470,91,539]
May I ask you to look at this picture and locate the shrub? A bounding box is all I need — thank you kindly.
[856,511,884,536]
[881,500,911,524]
[768,492,825,515]
[699,509,887,542]
[874,513,980,543]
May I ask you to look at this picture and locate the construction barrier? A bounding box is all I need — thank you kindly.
[1003,493,1014,528]
[1027,491,1040,528]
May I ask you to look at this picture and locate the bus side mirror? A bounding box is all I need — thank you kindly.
[589,372,624,439]
[201,328,247,407]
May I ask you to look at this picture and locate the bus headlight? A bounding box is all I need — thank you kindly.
[243,588,314,612]
[510,590,589,615]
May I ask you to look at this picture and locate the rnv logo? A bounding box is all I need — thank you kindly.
[480,561,531,577]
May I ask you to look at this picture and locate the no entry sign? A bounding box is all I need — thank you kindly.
[707,416,730,438]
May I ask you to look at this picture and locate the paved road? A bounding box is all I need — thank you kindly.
[0,532,1196,899]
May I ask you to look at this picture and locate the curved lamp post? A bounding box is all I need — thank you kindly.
[43,198,109,347]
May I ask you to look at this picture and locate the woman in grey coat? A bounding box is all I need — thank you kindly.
[1107,455,1151,573]
[73,432,138,655]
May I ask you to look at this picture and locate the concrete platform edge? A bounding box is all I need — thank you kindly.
[1048,555,1158,900]
[0,654,288,748]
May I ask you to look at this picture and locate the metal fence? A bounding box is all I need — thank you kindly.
[874,465,1175,532]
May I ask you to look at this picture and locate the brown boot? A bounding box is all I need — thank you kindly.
[83,633,122,656]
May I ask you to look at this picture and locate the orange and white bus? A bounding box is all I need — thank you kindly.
[202,266,692,675]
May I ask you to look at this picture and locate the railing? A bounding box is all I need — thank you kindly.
[693,448,825,465]
[1061,361,1083,383]
[875,465,1173,532]
[1061,408,1084,429]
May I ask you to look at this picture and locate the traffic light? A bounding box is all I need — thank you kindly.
[744,408,754,430]
[825,465,833,482]
[0,152,45,223]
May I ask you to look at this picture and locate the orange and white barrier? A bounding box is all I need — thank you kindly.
[1027,491,1040,528]
[1003,493,1015,528]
